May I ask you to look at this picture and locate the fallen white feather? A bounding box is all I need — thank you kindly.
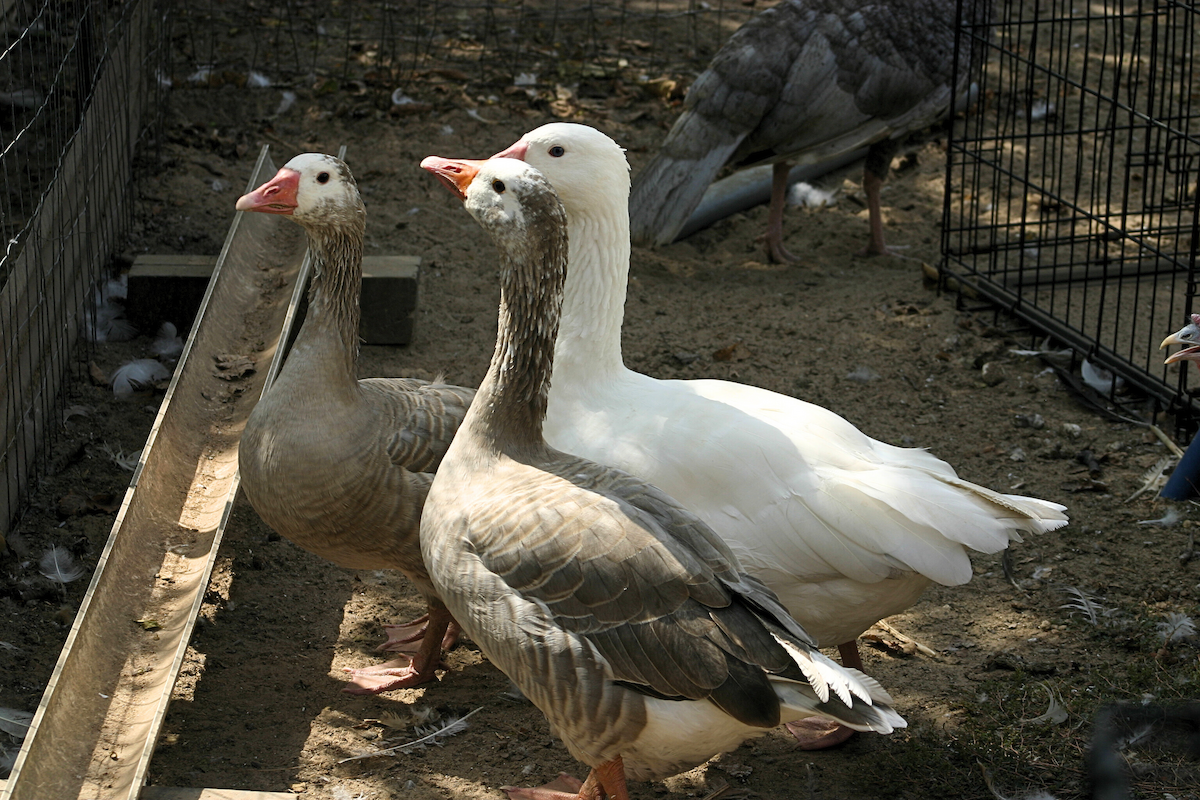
[1081,358,1124,395]
[786,181,837,207]
[111,358,171,396]
[0,707,33,739]
[337,707,483,762]
[38,546,85,584]
[274,90,297,115]
[1156,612,1196,644]
[1020,683,1068,726]
[1137,507,1182,527]
[151,322,184,361]
[98,441,142,471]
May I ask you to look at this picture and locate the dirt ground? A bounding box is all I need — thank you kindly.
[3,7,1200,800]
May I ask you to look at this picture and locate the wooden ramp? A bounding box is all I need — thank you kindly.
[0,146,318,800]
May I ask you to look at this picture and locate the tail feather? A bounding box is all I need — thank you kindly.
[630,114,745,247]
[769,632,905,735]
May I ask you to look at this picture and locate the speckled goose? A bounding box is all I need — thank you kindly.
[235,153,473,693]
[418,155,905,800]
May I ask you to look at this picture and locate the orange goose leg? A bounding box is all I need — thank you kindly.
[759,161,798,264]
[503,756,629,800]
[857,166,890,257]
[784,641,862,749]
[377,611,462,654]
[341,603,455,694]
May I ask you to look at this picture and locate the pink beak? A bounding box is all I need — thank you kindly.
[492,139,529,161]
[236,168,301,214]
[420,156,485,200]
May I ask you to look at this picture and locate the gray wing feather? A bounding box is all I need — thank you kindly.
[361,378,473,471]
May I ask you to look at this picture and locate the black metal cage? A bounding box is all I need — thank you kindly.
[941,0,1200,424]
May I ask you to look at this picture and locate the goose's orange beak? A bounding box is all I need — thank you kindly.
[492,139,529,161]
[236,167,300,214]
[420,156,484,200]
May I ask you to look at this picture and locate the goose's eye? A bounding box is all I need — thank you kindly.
[317,172,330,184]
[492,180,506,193]
[549,145,565,157]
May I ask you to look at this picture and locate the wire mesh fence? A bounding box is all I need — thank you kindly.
[1,0,162,538]
[941,0,1200,426]
[161,0,758,102]
[0,0,761,537]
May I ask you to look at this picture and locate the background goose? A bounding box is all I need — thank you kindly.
[236,153,473,694]
[419,154,904,800]
[481,122,1068,747]
[628,0,990,263]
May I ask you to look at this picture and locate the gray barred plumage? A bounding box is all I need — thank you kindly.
[235,153,473,693]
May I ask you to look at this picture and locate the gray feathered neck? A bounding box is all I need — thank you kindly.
[474,186,569,448]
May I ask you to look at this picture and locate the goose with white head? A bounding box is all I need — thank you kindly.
[477,123,1070,748]
[419,155,904,800]
[235,153,473,693]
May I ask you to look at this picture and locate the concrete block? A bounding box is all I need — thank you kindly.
[126,254,420,344]
[126,254,213,335]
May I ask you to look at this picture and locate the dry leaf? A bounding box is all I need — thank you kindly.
[89,361,109,386]
[712,342,752,362]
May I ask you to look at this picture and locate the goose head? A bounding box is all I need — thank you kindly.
[420,156,568,263]
[236,153,363,227]
[492,123,630,215]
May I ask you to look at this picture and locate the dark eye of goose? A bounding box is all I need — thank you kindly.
[317,172,330,184]
[549,145,565,157]
[492,180,506,193]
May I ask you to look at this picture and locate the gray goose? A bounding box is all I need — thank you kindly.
[628,0,991,263]
[486,122,1067,749]
[418,155,905,800]
[235,153,473,694]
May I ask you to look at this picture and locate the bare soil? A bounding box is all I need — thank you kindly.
[3,10,1200,800]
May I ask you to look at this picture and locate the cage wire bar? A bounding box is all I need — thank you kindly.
[941,0,1200,425]
[1,0,160,540]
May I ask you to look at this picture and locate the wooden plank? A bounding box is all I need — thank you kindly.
[0,0,150,538]
[0,146,310,800]
[141,787,295,800]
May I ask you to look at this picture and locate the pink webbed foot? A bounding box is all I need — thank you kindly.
[341,654,444,695]
[504,760,625,800]
[502,773,588,800]
[344,605,457,694]
[785,717,857,750]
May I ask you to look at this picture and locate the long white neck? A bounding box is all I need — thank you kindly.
[555,197,631,379]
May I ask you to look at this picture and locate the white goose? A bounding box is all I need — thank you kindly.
[419,154,904,800]
[458,123,1069,747]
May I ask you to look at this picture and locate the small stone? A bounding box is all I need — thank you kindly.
[1061,422,1082,439]
[1010,446,1027,462]
[981,362,1007,386]
[1014,413,1045,429]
